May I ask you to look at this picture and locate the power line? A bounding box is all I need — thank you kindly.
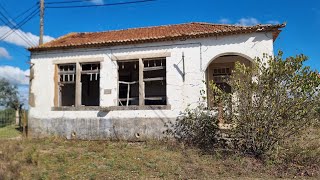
[13,3,39,20]
[6,9,40,39]
[0,1,39,27]
[46,0,156,9]
[0,9,40,43]
[0,2,37,47]
[0,1,35,56]
[0,1,39,46]
[0,1,11,19]
[46,0,94,4]
[0,11,38,47]
[0,3,38,32]
[0,16,36,47]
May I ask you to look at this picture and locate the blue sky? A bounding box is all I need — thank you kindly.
[0,0,319,107]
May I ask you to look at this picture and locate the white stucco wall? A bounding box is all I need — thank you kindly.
[28,32,274,139]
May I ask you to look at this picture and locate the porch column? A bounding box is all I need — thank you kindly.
[139,58,145,106]
[75,62,82,107]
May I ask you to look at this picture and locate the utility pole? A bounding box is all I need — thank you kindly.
[39,0,44,45]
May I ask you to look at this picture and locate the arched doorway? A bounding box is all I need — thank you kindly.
[206,54,253,121]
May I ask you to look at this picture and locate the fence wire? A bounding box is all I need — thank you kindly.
[0,109,24,139]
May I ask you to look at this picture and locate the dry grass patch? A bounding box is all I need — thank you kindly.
[274,128,320,177]
[0,136,319,179]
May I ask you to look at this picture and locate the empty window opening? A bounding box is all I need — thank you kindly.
[143,58,167,105]
[81,63,100,106]
[117,58,167,106]
[118,61,139,106]
[58,64,76,106]
[57,62,100,107]
[211,67,232,107]
[212,67,231,93]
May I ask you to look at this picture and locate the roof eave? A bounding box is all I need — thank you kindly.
[28,23,286,52]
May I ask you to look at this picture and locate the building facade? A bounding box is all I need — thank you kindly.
[28,22,285,140]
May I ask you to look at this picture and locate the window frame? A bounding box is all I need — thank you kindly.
[117,57,167,107]
[53,58,103,107]
[51,54,171,110]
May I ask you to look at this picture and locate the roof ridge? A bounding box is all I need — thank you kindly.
[78,22,252,35]
[191,22,243,27]
[70,22,285,36]
[80,22,196,35]
[29,22,286,51]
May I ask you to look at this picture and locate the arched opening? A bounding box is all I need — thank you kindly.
[206,54,253,123]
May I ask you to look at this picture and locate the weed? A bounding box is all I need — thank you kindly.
[25,146,39,165]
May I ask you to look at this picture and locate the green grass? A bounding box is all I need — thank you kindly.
[0,128,318,179]
[0,125,21,139]
[0,139,272,179]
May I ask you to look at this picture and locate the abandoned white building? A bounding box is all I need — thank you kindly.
[28,22,285,140]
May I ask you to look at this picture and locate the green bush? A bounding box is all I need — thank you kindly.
[167,51,320,177]
[167,102,220,150]
[222,52,320,158]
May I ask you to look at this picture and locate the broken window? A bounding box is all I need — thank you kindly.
[81,63,100,106]
[58,64,76,106]
[143,58,166,105]
[117,57,167,106]
[118,61,139,106]
[211,67,232,107]
[57,62,100,107]
[212,67,231,93]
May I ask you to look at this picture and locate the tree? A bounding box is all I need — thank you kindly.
[0,78,19,109]
[221,51,320,158]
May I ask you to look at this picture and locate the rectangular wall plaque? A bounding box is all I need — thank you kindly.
[104,89,112,94]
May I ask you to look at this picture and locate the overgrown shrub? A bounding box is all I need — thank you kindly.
[222,52,320,158]
[167,102,220,150]
[167,51,320,176]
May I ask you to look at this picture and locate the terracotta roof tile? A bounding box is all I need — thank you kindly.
[29,22,286,51]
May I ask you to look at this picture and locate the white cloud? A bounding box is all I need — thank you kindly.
[266,20,280,24]
[236,17,260,26]
[0,47,11,59]
[0,66,29,85]
[218,18,231,24]
[0,26,55,48]
[218,17,280,26]
[90,0,104,4]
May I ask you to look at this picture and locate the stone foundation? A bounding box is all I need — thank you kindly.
[28,117,173,141]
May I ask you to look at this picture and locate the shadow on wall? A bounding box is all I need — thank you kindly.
[173,64,184,79]
[97,111,109,117]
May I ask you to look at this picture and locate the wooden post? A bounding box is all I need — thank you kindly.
[15,109,19,126]
[22,110,27,137]
[75,62,82,107]
[139,58,145,106]
[39,0,45,45]
[54,65,59,107]
[29,64,35,107]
